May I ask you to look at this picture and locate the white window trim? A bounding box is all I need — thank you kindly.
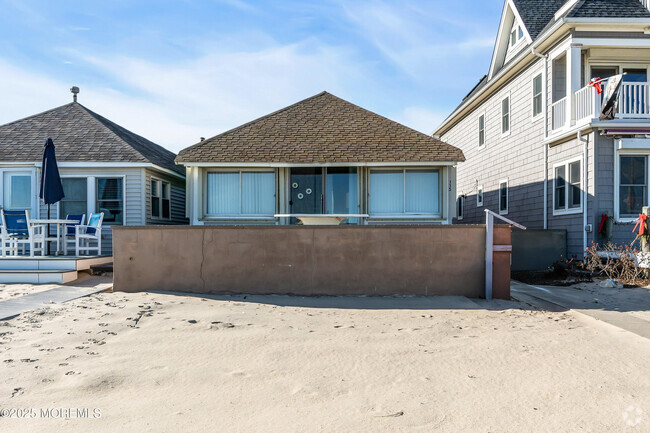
[95,175,127,226]
[478,111,487,149]
[203,168,277,219]
[500,93,511,137]
[552,157,583,216]
[150,177,171,220]
[615,151,649,223]
[499,178,509,215]
[531,72,544,122]
[367,167,443,218]
[457,195,464,221]
[477,185,484,207]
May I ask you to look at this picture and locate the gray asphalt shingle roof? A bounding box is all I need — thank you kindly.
[176,92,465,164]
[0,102,183,175]
[567,0,650,18]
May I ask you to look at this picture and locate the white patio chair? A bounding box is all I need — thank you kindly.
[62,213,86,255]
[0,210,45,257]
[75,212,104,256]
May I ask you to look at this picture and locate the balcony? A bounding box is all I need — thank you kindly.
[551,81,650,132]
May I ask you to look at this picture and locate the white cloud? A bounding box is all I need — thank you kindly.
[391,106,449,137]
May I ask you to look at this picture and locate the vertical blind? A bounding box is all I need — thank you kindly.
[207,171,275,215]
[369,169,440,215]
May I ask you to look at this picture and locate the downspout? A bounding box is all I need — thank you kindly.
[531,47,549,229]
[578,130,589,254]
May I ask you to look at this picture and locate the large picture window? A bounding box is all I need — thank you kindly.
[369,169,440,216]
[619,155,647,218]
[96,178,124,225]
[60,178,87,218]
[206,171,275,216]
[554,159,581,214]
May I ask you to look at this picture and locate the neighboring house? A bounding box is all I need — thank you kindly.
[0,93,187,254]
[435,0,650,258]
[177,92,464,225]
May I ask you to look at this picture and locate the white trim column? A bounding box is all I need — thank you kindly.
[567,42,583,126]
[87,176,96,216]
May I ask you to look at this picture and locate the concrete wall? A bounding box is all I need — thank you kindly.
[113,225,512,299]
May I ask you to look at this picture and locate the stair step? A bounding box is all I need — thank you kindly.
[0,270,78,284]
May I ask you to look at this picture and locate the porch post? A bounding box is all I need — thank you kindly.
[567,43,583,126]
[485,210,493,300]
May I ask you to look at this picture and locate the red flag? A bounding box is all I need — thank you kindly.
[589,77,603,94]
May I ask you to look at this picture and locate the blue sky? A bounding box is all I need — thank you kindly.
[0,0,502,152]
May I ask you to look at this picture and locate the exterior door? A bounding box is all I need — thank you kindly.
[290,168,323,223]
[3,171,33,213]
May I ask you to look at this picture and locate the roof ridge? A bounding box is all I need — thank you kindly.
[179,91,330,156]
[0,102,76,130]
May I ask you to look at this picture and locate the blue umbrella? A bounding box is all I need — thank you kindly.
[39,138,65,254]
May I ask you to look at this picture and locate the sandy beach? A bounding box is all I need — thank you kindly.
[1,289,648,432]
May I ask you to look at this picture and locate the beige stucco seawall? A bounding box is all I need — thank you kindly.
[112,225,511,299]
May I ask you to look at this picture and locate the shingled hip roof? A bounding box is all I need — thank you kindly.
[0,102,183,175]
[176,92,464,165]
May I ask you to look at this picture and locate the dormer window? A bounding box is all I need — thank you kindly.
[510,29,517,47]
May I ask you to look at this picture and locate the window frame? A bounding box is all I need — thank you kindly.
[150,177,171,220]
[203,169,277,219]
[615,153,649,222]
[501,93,511,137]
[368,167,443,218]
[532,73,543,121]
[477,185,484,207]
[95,176,126,226]
[552,157,583,216]
[499,178,509,215]
[478,111,486,149]
[457,195,464,221]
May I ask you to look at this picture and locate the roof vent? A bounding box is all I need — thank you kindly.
[70,86,80,102]
[200,137,205,142]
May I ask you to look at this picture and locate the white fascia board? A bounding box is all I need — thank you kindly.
[30,161,185,179]
[573,38,650,48]
[488,0,513,80]
[565,18,650,25]
[181,161,459,167]
[435,19,569,136]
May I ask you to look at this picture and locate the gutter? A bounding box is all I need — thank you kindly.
[578,130,589,255]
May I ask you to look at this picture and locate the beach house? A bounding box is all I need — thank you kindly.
[0,89,187,254]
[435,0,650,258]
[177,91,464,225]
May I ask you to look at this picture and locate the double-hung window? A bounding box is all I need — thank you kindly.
[499,180,508,215]
[554,159,582,214]
[206,171,275,216]
[369,169,441,216]
[60,178,87,218]
[96,178,124,225]
[501,96,510,135]
[457,195,464,220]
[532,74,543,118]
[151,179,171,219]
[478,113,486,148]
[619,155,647,218]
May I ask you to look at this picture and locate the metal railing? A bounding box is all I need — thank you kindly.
[551,97,567,131]
[485,209,526,300]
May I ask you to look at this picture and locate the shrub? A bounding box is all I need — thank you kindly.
[582,242,645,285]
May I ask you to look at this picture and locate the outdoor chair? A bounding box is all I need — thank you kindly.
[62,214,85,255]
[0,210,45,257]
[75,212,104,256]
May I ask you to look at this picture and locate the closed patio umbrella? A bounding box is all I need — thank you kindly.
[39,138,65,254]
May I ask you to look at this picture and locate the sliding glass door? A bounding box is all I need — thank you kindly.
[289,167,358,223]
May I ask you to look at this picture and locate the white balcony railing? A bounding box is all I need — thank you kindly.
[573,81,650,124]
[551,97,567,130]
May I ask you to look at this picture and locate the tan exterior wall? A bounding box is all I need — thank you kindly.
[113,225,511,299]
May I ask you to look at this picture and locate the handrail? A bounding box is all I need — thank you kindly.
[484,209,527,230]
[484,209,526,300]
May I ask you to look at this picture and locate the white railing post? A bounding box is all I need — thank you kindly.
[485,211,494,300]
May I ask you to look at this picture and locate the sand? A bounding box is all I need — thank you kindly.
[0,290,648,432]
